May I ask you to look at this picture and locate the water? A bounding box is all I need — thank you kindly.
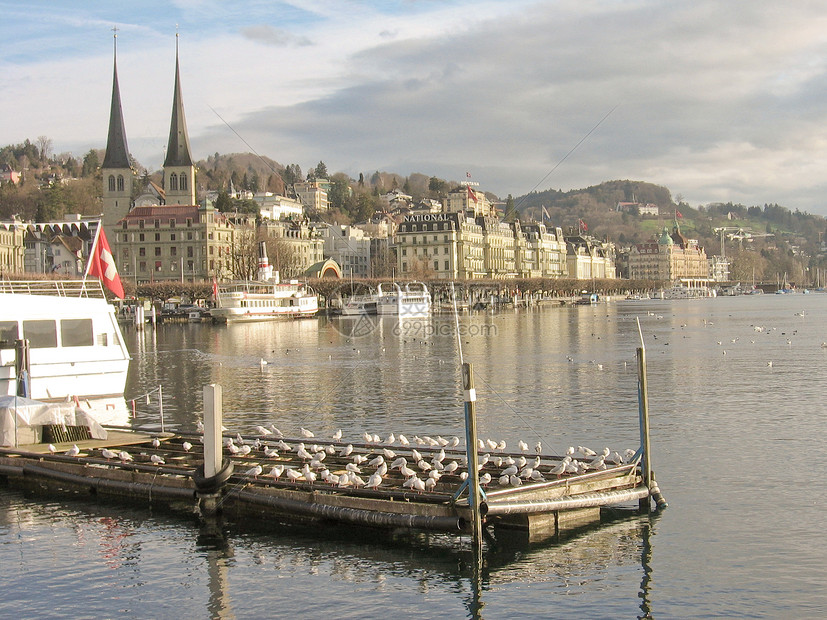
[2,294,826,617]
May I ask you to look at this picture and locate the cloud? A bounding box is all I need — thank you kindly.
[240,24,312,47]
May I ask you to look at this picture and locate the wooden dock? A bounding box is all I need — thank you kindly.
[0,429,652,543]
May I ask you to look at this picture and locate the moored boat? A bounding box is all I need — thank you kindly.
[376,281,431,318]
[0,279,131,412]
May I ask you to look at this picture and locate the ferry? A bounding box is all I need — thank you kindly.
[0,280,131,410]
[376,282,431,318]
[340,293,379,316]
[209,242,319,323]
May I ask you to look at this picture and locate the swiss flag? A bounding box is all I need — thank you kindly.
[88,226,125,299]
[467,185,478,203]
[676,210,683,218]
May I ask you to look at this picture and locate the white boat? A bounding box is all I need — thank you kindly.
[209,241,318,323]
[0,280,131,414]
[656,284,716,299]
[376,282,431,318]
[340,293,379,316]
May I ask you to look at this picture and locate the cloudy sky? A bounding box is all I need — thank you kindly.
[3,1,827,215]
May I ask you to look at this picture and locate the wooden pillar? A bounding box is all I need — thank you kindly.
[462,362,483,553]
[203,384,223,480]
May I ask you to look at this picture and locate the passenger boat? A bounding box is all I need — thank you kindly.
[0,280,131,412]
[376,281,431,318]
[208,242,319,323]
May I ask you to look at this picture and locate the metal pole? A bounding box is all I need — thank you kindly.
[158,384,165,433]
[462,362,483,552]
[637,346,652,512]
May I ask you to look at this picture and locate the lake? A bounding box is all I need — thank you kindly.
[1,292,825,618]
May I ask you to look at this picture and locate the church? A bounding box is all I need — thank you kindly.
[102,35,243,284]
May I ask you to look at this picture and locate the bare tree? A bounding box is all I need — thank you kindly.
[36,136,52,163]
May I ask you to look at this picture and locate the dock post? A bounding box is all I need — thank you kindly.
[637,345,668,511]
[203,384,223,482]
[462,362,484,553]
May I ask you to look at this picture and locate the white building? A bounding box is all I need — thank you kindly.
[322,224,372,278]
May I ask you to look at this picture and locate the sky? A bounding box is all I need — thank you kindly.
[3,0,827,215]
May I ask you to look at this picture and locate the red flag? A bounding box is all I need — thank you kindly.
[88,227,125,298]
[579,218,588,232]
[676,209,683,218]
[466,171,472,178]
[467,185,478,203]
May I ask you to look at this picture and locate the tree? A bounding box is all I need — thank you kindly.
[503,194,516,221]
[214,189,232,212]
[327,173,352,212]
[36,136,53,163]
[81,149,99,178]
[314,161,328,179]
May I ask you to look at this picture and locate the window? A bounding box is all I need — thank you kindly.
[22,320,57,348]
[402,262,407,271]
[122,234,128,243]
[108,175,115,192]
[170,219,176,228]
[139,233,145,242]
[139,261,146,272]
[139,248,146,257]
[186,219,193,227]
[434,260,439,270]
[170,246,177,256]
[122,222,128,230]
[154,219,160,229]
[60,319,93,347]
[117,175,124,192]
[169,173,178,191]
[170,233,176,242]
[402,249,407,256]
[155,233,161,242]
[187,247,193,258]
[139,220,145,229]
[0,321,19,348]
[155,247,161,256]
[187,232,193,240]
[180,175,187,191]
[444,260,449,270]
[155,261,162,272]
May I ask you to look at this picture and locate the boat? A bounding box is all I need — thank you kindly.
[656,283,716,299]
[209,242,319,323]
[376,282,431,318]
[576,291,600,304]
[0,279,131,413]
[340,293,379,316]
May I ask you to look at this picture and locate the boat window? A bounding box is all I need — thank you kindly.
[22,320,58,349]
[60,319,94,347]
[97,333,109,347]
[0,321,19,348]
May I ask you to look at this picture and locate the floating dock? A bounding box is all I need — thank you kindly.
[0,427,658,543]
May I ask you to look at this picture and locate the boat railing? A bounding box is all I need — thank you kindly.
[0,279,107,299]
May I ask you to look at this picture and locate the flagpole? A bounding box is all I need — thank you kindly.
[82,220,103,292]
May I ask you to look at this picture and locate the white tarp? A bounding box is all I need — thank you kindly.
[0,395,108,447]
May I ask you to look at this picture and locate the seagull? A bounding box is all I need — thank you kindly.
[496,440,507,452]
[479,472,492,485]
[366,472,383,488]
[767,361,773,367]
[259,358,268,368]
[151,437,161,448]
[518,440,529,452]
[534,442,542,454]
[398,434,410,446]
[501,465,518,477]
[238,445,252,456]
[443,461,459,473]
[255,425,272,436]
[118,450,133,462]
[363,431,373,444]
[550,459,568,477]
[285,468,302,481]
[270,425,284,438]
[339,444,354,457]
[382,448,396,459]
[196,420,205,433]
[150,454,165,465]
[182,441,193,452]
[411,449,423,462]
[385,433,396,444]
[300,427,314,438]
[268,464,284,479]
[263,446,279,458]
[509,475,522,487]
[448,436,460,448]
[100,448,118,460]
[331,429,343,441]
[48,444,57,454]
[368,455,385,467]
[486,438,498,451]
[65,444,80,457]
[226,442,240,455]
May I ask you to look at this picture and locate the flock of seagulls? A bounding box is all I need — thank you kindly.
[207,425,636,493]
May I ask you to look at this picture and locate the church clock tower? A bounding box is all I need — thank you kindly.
[101,31,133,236]
[162,35,196,206]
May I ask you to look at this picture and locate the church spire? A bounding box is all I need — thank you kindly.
[163,33,193,168]
[102,31,130,169]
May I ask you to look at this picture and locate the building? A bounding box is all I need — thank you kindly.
[294,179,329,212]
[0,164,21,185]
[627,224,709,283]
[395,212,484,279]
[520,223,568,278]
[258,219,325,278]
[564,235,617,280]
[444,184,495,218]
[321,224,372,278]
[0,219,25,274]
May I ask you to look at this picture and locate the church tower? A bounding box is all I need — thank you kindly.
[101,32,133,234]
[162,34,196,206]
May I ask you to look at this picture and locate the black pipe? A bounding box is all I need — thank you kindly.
[229,488,464,532]
[22,463,196,501]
